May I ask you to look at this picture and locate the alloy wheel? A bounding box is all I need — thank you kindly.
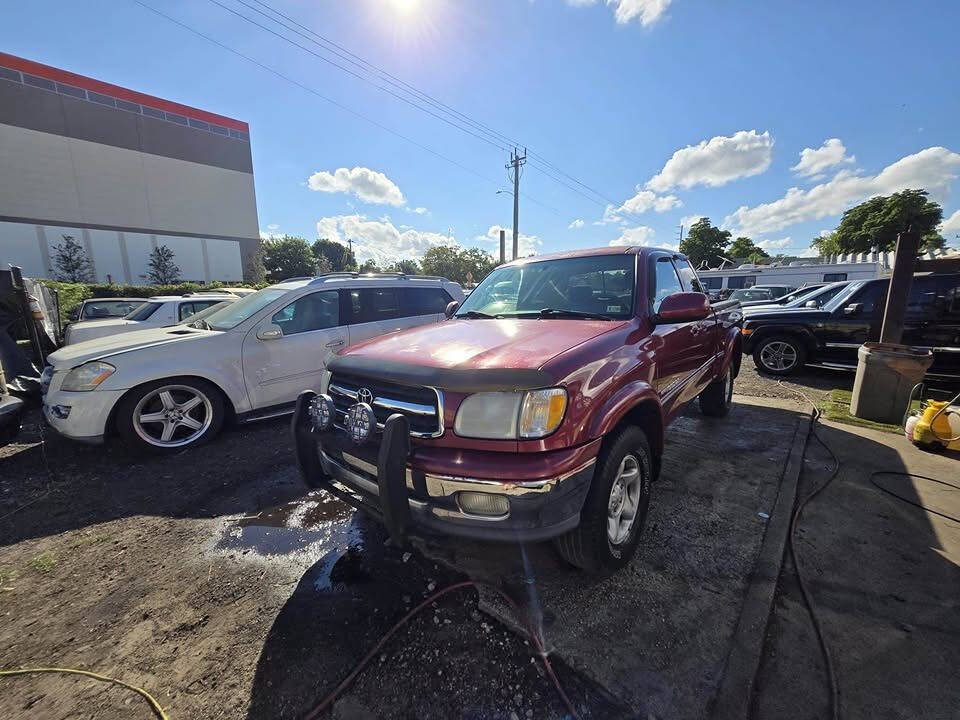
[760,341,798,372]
[133,385,213,448]
[607,454,642,545]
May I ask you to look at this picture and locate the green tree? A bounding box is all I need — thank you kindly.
[813,189,945,255]
[51,235,95,282]
[387,259,421,275]
[727,236,769,260]
[263,235,317,282]
[245,241,267,284]
[312,238,357,272]
[143,245,182,284]
[358,259,381,273]
[679,218,731,268]
[420,246,496,286]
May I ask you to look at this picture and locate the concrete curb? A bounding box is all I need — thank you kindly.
[710,408,812,720]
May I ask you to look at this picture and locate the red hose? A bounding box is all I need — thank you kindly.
[303,580,580,720]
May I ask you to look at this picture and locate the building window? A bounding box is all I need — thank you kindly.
[727,275,755,289]
[209,124,229,136]
[56,82,87,99]
[88,91,116,107]
[142,106,165,120]
[188,118,210,130]
[0,66,21,82]
[165,111,188,125]
[701,277,723,290]
[116,99,141,114]
[23,73,55,91]
[823,273,847,282]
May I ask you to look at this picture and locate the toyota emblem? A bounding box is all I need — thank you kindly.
[357,387,374,405]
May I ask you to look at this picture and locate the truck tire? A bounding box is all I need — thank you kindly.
[554,426,653,574]
[116,378,225,454]
[699,363,734,417]
[752,335,806,376]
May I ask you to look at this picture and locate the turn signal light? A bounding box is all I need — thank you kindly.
[458,492,509,517]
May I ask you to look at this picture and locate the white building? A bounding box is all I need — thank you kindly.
[0,52,260,284]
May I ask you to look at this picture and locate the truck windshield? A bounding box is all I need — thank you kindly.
[456,254,635,319]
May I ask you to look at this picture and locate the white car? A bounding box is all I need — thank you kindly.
[64,294,237,345]
[42,274,464,452]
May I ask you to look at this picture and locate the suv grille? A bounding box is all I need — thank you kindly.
[328,373,443,438]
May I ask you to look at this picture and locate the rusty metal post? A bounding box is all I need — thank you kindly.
[879,229,921,345]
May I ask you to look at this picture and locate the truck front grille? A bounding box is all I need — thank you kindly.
[328,373,443,438]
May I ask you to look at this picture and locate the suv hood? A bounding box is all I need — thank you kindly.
[744,307,830,322]
[49,326,207,367]
[340,317,624,371]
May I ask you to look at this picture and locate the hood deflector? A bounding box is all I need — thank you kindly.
[327,356,555,393]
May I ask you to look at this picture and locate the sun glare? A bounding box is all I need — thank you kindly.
[390,0,421,16]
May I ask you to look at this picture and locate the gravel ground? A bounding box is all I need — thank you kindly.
[734,360,853,405]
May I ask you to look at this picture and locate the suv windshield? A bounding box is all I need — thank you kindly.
[203,288,288,331]
[125,302,161,321]
[731,288,773,302]
[822,280,869,312]
[456,254,635,319]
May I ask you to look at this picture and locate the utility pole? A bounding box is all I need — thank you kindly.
[678,224,684,245]
[499,229,506,265]
[506,148,526,260]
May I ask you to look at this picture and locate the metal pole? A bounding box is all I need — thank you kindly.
[10,266,46,367]
[506,148,526,261]
[499,229,505,265]
[879,230,921,345]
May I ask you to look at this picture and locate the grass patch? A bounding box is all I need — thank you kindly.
[0,568,18,591]
[29,551,57,573]
[69,533,108,549]
[819,389,918,434]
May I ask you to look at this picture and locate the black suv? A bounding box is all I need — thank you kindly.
[741,273,960,380]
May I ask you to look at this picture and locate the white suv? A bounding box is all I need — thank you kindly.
[42,274,463,452]
[64,294,237,345]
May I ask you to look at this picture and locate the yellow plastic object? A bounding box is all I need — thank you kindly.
[913,401,960,450]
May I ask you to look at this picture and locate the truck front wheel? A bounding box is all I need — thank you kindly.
[554,427,653,574]
[699,363,734,416]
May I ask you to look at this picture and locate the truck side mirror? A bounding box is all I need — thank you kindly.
[656,292,710,323]
[804,300,818,308]
[444,300,460,319]
[843,303,864,316]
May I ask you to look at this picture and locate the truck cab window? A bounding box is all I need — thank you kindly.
[651,257,684,313]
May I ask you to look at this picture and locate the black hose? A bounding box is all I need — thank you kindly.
[869,472,960,524]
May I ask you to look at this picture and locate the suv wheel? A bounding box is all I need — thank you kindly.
[699,363,734,416]
[554,427,653,574]
[753,335,806,376]
[116,378,225,453]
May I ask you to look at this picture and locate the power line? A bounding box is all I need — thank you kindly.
[130,0,564,219]
[209,0,647,223]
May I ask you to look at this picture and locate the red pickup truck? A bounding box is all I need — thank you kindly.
[293,247,742,573]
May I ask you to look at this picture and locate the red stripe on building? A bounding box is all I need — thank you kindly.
[0,52,249,133]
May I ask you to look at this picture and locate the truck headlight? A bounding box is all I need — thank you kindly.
[454,388,567,440]
[60,361,116,392]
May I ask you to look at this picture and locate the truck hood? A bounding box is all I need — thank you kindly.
[341,317,624,371]
[49,326,208,367]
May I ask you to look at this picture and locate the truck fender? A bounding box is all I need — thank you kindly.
[719,326,743,378]
[586,380,664,460]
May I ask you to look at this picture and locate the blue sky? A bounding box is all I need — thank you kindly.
[5,0,960,263]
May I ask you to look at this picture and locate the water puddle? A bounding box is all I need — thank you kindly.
[217,492,369,590]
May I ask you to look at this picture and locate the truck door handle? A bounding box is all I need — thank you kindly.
[325,339,345,348]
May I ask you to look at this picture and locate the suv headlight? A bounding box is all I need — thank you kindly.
[454,388,567,440]
[61,361,116,392]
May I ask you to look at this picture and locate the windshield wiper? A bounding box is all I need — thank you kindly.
[537,308,613,321]
[457,310,496,319]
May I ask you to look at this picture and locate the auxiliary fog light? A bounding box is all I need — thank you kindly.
[345,402,375,444]
[308,393,334,432]
[458,491,509,517]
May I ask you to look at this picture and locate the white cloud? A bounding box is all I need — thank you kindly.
[315,214,456,265]
[680,214,703,229]
[307,167,405,206]
[619,188,682,214]
[595,204,629,226]
[791,138,855,179]
[407,206,429,215]
[568,218,585,229]
[796,247,820,258]
[725,146,960,237]
[478,225,541,257]
[757,237,792,251]
[941,209,960,236]
[259,227,284,240]
[609,225,669,249]
[647,130,774,192]
[568,0,673,26]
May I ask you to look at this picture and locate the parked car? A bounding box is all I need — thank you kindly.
[738,283,826,309]
[292,248,742,574]
[743,281,849,313]
[729,287,775,304]
[63,294,237,345]
[68,298,145,323]
[742,273,960,379]
[41,274,464,451]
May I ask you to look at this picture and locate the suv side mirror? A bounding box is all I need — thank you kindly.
[656,292,710,323]
[257,323,283,340]
[444,300,460,319]
[843,303,864,316]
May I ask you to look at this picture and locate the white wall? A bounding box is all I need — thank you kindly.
[0,220,45,277]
